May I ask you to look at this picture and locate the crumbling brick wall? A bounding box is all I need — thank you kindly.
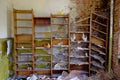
[113,0,120,68]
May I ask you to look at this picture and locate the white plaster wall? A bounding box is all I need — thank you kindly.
[0,0,13,38]
[12,0,70,17]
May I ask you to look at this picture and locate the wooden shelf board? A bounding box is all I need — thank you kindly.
[70,56,88,58]
[92,20,107,27]
[91,42,106,49]
[91,35,106,42]
[35,54,51,57]
[16,47,32,50]
[16,61,32,64]
[35,31,51,34]
[91,54,105,63]
[15,41,32,44]
[16,18,32,21]
[15,34,32,36]
[34,46,46,49]
[51,14,69,18]
[90,68,99,73]
[35,38,50,40]
[70,47,89,50]
[52,69,68,70]
[70,62,89,66]
[92,12,109,20]
[70,31,90,34]
[15,26,32,28]
[75,24,90,27]
[34,17,50,19]
[14,9,33,13]
[52,61,68,64]
[91,47,106,55]
[70,41,90,43]
[34,62,50,64]
[51,23,68,25]
[16,69,33,71]
[92,27,106,35]
[35,38,51,40]
[91,61,105,69]
[52,38,69,40]
[34,68,51,71]
[17,53,32,56]
[35,24,50,26]
[75,17,90,24]
[52,45,69,48]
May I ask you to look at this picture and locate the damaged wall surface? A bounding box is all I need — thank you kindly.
[113,0,120,68]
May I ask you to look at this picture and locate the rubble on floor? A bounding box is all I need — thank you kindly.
[14,65,120,80]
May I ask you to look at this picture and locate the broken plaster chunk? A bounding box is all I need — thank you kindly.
[27,74,38,80]
[62,71,69,77]
[57,76,65,80]
[70,77,80,80]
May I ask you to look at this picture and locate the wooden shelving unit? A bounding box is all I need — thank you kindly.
[50,14,70,77]
[90,12,109,75]
[13,9,34,77]
[34,17,51,76]
[13,9,109,78]
[70,17,90,75]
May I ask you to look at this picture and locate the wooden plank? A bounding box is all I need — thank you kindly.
[92,12,109,20]
[75,17,90,24]
[15,10,33,13]
[15,34,32,43]
[91,36,105,47]
[16,18,32,21]
[52,39,68,45]
[16,26,32,28]
[17,71,33,75]
[51,14,69,18]
[35,70,51,74]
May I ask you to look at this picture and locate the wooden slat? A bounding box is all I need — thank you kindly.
[91,35,106,42]
[92,20,107,27]
[70,31,90,34]
[14,9,33,13]
[91,47,106,55]
[91,36,105,47]
[16,26,32,28]
[92,27,106,35]
[17,71,33,75]
[52,39,68,45]
[92,12,109,20]
[75,24,90,27]
[51,14,69,18]
[35,70,51,74]
[16,18,32,21]
[75,17,90,24]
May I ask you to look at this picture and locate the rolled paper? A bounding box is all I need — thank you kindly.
[44,42,51,49]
